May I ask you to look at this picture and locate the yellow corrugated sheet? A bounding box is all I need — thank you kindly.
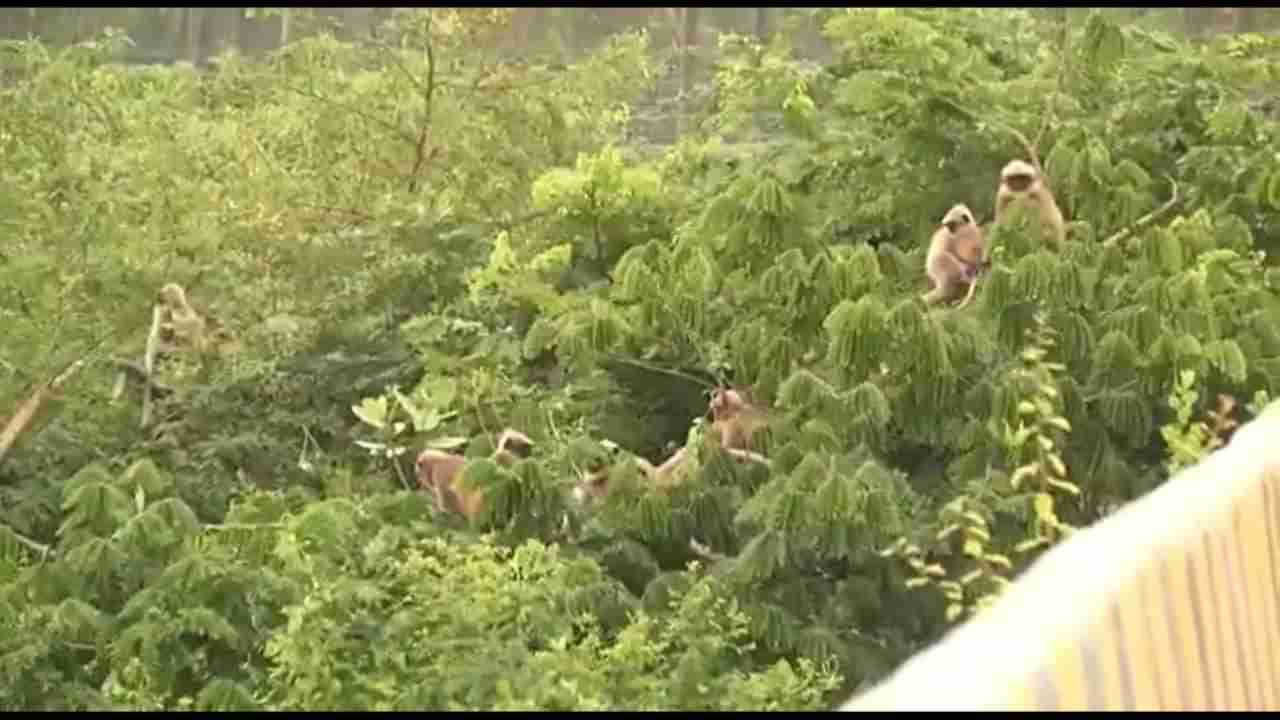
[841,404,1280,711]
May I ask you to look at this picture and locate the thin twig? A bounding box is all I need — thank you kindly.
[1,523,52,559]
[602,354,718,390]
[406,15,437,194]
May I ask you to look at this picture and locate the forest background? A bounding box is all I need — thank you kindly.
[2,7,1279,711]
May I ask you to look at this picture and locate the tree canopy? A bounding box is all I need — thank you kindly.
[2,7,1279,711]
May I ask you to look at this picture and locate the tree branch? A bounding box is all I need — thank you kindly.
[0,357,86,465]
[688,537,727,563]
[1102,174,1180,249]
[279,83,417,147]
[1,523,52,560]
[140,303,165,430]
[406,16,437,194]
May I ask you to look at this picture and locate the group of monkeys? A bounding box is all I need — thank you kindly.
[412,154,1069,523]
[414,387,772,523]
[922,156,1065,307]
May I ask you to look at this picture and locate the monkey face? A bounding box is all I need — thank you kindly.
[573,464,617,505]
[1003,173,1035,193]
[999,160,1039,195]
[495,428,534,459]
[709,388,745,421]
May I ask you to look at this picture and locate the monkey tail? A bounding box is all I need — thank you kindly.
[955,277,980,310]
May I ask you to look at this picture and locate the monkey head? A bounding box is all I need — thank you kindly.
[999,159,1039,194]
[157,282,191,310]
[573,465,612,505]
[414,448,463,493]
[494,428,535,459]
[571,451,680,505]
[709,387,749,422]
[940,203,976,234]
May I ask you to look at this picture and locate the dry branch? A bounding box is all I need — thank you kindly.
[140,302,165,429]
[0,358,87,465]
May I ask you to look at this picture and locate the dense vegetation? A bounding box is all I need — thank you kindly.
[3,8,1280,710]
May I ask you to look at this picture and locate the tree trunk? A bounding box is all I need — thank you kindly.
[678,7,700,137]
[341,8,373,39]
[371,7,393,37]
[1235,7,1262,33]
[754,7,770,44]
[70,8,84,43]
[511,7,535,47]
[1182,8,1215,40]
[235,8,249,54]
[203,8,241,60]
[184,7,205,65]
[169,8,186,61]
[279,8,291,48]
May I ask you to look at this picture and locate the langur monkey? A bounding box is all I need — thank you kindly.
[573,449,690,505]
[414,427,534,522]
[707,387,771,458]
[156,282,210,353]
[111,281,212,414]
[573,387,771,505]
[994,159,1066,250]
[922,204,986,307]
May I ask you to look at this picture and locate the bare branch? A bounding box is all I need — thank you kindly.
[1102,174,1181,249]
[0,357,87,465]
[1032,16,1071,155]
[688,537,728,563]
[140,302,165,430]
[1,523,52,559]
[406,16,438,194]
[723,447,772,469]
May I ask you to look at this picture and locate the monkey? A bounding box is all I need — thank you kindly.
[111,282,213,422]
[156,282,210,354]
[572,449,688,505]
[994,159,1066,250]
[573,388,772,505]
[707,386,773,458]
[414,427,534,523]
[921,203,986,307]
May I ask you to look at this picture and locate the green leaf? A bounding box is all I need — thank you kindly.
[352,396,389,430]
[1032,492,1054,520]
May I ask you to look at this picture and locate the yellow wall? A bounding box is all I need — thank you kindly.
[841,405,1280,711]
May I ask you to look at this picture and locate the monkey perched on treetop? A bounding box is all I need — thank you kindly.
[922,203,986,307]
[414,428,534,523]
[707,386,771,455]
[573,387,772,504]
[994,158,1066,250]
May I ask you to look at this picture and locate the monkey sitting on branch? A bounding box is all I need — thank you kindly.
[155,282,211,355]
[573,386,773,504]
[110,281,218,428]
[414,427,535,523]
[922,203,987,308]
[993,127,1067,251]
